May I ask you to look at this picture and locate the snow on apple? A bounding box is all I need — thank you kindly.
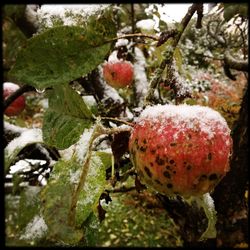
[129,104,232,197]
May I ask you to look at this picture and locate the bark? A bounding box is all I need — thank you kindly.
[212,85,249,247]
[156,194,210,246]
[224,50,248,72]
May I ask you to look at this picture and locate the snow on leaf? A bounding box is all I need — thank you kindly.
[37,4,111,30]
[10,7,116,90]
[40,158,83,245]
[172,60,192,98]
[4,128,43,175]
[59,127,94,163]
[75,151,112,227]
[19,215,48,241]
[41,150,111,242]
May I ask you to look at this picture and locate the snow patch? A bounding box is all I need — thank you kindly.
[82,95,97,107]
[107,50,120,63]
[136,19,155,31]
[20,215,48,240]
[137,104,230,139]
[70,168,81,185]
[59,127,94,163]
[10,159,46,174]
[36,4,110,28]
[134,47,148,106]
[172,60,192,97]
[5,129,43,158]
[115,38,129,48]
[4,121,27,135]
[3,82,20,91]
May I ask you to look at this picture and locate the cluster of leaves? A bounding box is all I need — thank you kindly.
[193,71,247,129]
[4,5,119,246]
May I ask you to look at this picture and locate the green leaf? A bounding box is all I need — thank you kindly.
[174,47,183,74]
[48,85,93,118]
[42,85,93,149]
[75,151,111,227]
[82,212,101,246]
[9,9,116,89]
[41,151,111,244]
[18,186,42,231]
[95,151,113,169]
[4,5,26,19]
[223,4,248,21]
[4,128,43,175]
[41,159,83,245]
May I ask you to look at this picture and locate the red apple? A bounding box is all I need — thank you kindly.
[3,82,26,116]
[103,61,134,88]
[129,104,232,198]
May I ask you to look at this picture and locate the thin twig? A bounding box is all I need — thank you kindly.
[108,33,159,42]
[108,185,136,193]
[100,116,134,127]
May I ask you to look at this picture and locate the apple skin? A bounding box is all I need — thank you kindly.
[3,82,26,117]
[103,61,134,88]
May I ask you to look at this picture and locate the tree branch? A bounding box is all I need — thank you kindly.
[207,20,226,46]
[108,33,159,43]
[144,3,201,105]
[196,4,203,29]
[224,50,248,72]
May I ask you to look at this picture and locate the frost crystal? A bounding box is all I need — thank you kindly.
[20,215,48,240]
[138,104,230,139]
[172,60,192,97]
[70,168,81,185]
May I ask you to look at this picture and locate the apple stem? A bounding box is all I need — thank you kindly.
[197,193,217,241]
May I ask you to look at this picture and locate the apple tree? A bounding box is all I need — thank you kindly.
[3,3,248,247]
